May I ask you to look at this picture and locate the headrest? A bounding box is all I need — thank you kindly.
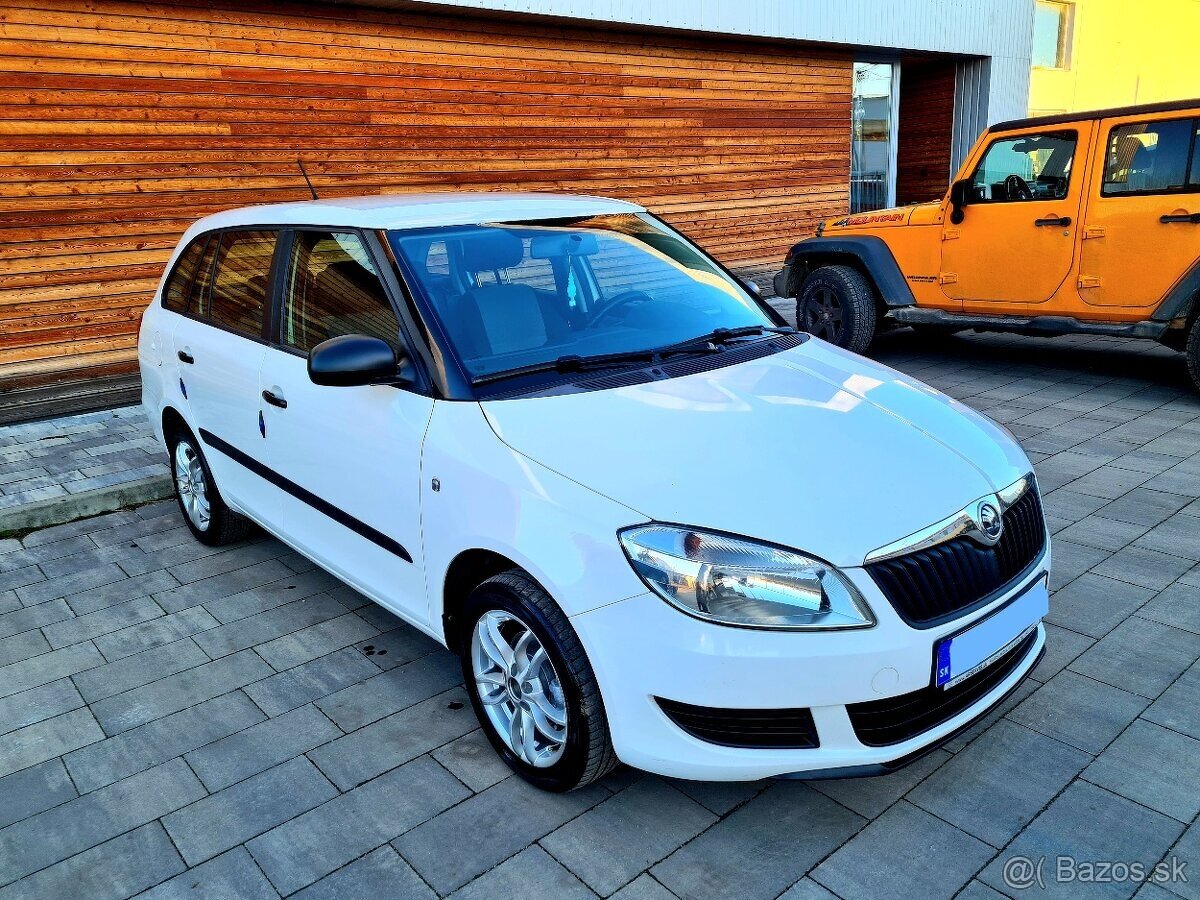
[529,232,599,259]
[458,230,524,272]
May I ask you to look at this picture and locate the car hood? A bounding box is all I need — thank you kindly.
[481,339,1031,568]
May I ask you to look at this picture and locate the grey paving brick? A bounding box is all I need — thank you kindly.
[448,846,595,900]
[310,687,475,791]
[1143,662,1200,740]
[185,703,341,792]
[193,593,348,659]
[651,783,863,900]
[0,759,205,886]
[253,612,379,671]
[91,648,274,735]
[909,720,1090,848]
[1046,572,1156,638]
[1057,515,1150,551]
[1068,616,1200,699]
[65,691,265,793]
[72,637,210,703]
[352,625,441,671]
[813,802,993,900]
[0,629,49,667]
[0,822,184,900]
[668,778,766,817]
[0,599,73,641]
[431,728,515,793]
[1083,719,1200,823]
[0,535,94,571]
[810,747,951,819]
[1042,488,1110,526]
[93,606,219,661]
[0,707,102,780]
[242,646,380,717]
[1032,622,1095,681]
[0,677,83,736]
[166,546,290,590]
[202,569,343,624]
[0,758,76,830]
[66,569,179,616]
[1094,545,1196,592]
[611,874,681,900]
[1009,670,1149,754]
[42,594,164,649]
[0,564,45,594]
[247,755,470,896]
[1047,539,1111,591]
[1140,581,1200,635]
[396,771,607,893]
[315,650,461,732]
[541,777,717,896]
[137,847,279,900]
[978,781,1184,899]
[291,846,433,900]
[164,757,337,866]
[1135,514,1200,561]
[0,641,103,699]
[38,544,150,579]
[15,563,128,606]
[0,592,16,616]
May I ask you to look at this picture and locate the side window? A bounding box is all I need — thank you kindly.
[189,236,220,319]
[1103,119,1197,195]
[209,231,276,337]
[970,132,1077,202]
[162,237,206,313]
[280,231,401,353]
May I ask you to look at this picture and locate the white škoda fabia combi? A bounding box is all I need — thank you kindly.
[139,193,1051,792]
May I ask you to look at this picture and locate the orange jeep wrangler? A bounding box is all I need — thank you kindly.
[774,99,1200,389]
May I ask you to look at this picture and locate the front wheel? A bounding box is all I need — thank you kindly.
[1187,314,1200,393]
[461,570,617,792]
[798,265,877,354]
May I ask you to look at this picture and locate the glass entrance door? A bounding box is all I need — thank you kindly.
[851,62,898,212]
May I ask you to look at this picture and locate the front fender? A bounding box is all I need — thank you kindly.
[776,236,915,308]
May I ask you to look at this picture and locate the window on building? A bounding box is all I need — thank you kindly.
[1032,1,1073,69]
[970,132,1077,202]
[851,62,896,212]
[280,231,400,353]
[208,230,276,337]
[1103,119,1198,195]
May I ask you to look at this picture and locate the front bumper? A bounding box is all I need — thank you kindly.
[773,265,793,300]
[571,556,1048,781]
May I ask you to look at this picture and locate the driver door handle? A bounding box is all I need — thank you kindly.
[262,390,287,409]
[1034,216,1072,227]
[1160,213,1200,224]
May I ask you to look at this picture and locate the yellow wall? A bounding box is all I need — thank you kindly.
[1029,0,1200,114]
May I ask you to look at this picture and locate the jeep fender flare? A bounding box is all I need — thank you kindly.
[775,236,916,309]
[1152,258,1200,324]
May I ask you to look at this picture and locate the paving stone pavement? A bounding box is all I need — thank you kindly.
[1,325,1200,899]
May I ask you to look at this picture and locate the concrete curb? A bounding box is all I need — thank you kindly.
[0,474,175,535]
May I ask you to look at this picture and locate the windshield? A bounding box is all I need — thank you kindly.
[387,213,773,380]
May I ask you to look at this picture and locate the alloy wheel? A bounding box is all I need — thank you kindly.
[470,610,568,768]
[804,285,843,342]
[173,440,211,532]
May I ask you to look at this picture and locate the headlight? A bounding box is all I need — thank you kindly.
[618,525,873,630]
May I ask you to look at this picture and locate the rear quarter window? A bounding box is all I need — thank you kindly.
[161,236,208,313]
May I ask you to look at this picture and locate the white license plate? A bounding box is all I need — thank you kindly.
[934,578,1048,689]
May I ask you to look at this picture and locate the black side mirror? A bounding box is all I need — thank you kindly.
[741,278,762,297]
[308,334,409,387]
[949,180,972,224]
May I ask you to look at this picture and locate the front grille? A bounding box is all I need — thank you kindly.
[656,698,819,749]
[865,488,1047,628]
[847,629,1038,747]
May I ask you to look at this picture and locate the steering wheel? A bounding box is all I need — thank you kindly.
[592,290,654,326]
[1004,174,1034,201]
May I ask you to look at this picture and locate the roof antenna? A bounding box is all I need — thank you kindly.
[297,158,319,201]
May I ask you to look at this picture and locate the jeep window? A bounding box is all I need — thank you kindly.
[1102,118,1198,196]
[970,132,1076,203]
[280,231,402,354]
[208,230,276,338]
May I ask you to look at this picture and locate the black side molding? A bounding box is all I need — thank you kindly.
[198,428,413,563]
[777,235,917,308]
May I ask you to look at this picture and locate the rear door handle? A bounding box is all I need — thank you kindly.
[262,390,287,409]
[177,350,194,364]
[1160,213,1200,224]
[1034,216,1072,227]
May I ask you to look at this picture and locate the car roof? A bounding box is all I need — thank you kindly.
[990,97,1200,133]
[183,192,645,237]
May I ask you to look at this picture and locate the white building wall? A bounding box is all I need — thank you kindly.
[407,0,1034,126]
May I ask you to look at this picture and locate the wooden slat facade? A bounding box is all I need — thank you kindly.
[895,58,956,206]
[0,0,854,388]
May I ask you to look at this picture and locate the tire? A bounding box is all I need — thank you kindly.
[460,569,617,792]
[166,425,252,546]
[798,265,877,354]
[1187,314,1200,393]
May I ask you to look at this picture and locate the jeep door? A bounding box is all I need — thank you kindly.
[941,125,1091,311]
[1079,113,1200,313]
[256,228,435,628]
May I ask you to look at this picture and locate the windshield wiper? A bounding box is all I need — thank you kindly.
[471,325,796,387]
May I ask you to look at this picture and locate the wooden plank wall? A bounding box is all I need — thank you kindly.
[895,58,956,206]
[0,0,853,386]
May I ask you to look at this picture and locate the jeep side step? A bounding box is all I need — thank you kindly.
[890,307,1170,340]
